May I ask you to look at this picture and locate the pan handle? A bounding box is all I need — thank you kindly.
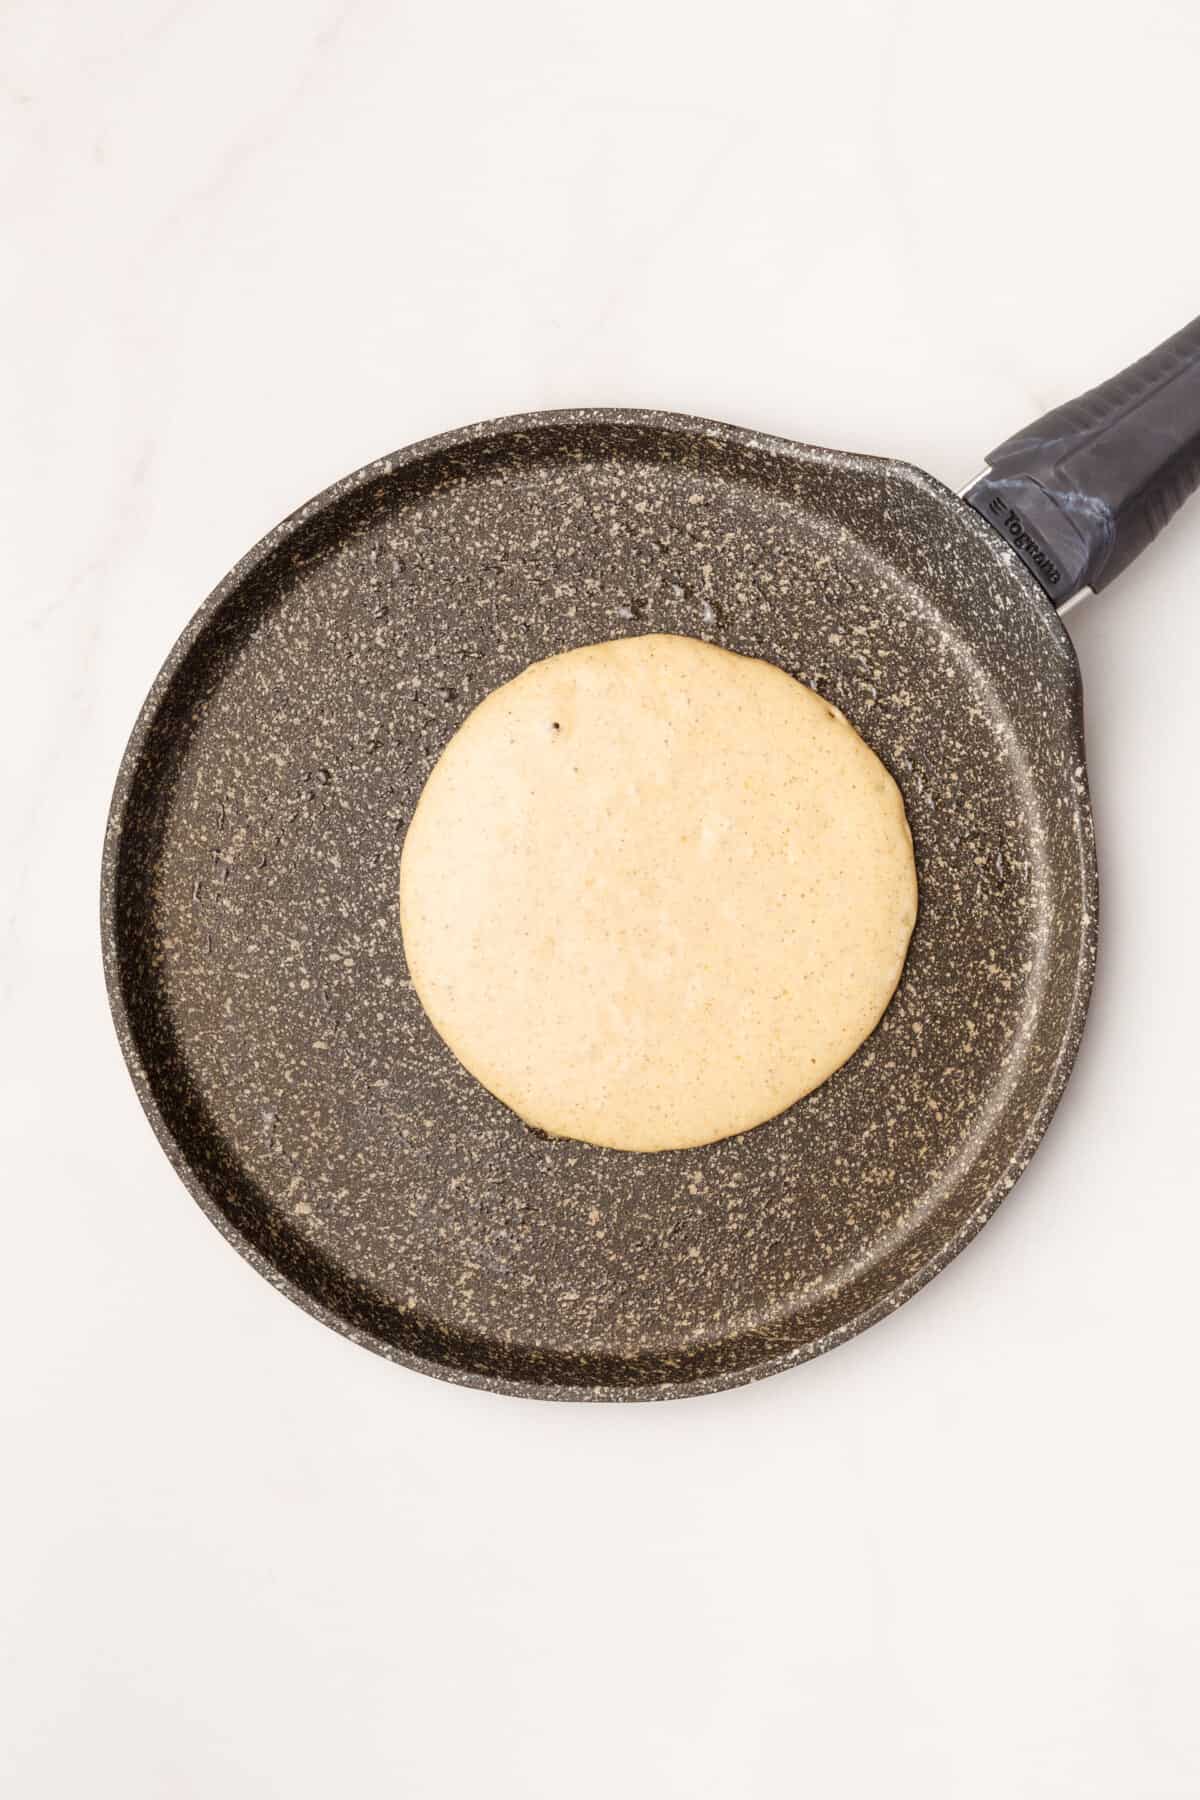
[963,314,1200,607]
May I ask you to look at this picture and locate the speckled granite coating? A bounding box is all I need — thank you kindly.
[101,411,1097,1401]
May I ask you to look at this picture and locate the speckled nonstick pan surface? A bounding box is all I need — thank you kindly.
[102,411,1099,1400]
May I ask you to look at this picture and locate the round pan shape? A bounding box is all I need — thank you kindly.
[103,410,1098,1398]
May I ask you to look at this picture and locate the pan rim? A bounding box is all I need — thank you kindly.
[100,407,1097,1402]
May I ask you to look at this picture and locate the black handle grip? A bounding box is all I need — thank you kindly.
[964,314,1200,604]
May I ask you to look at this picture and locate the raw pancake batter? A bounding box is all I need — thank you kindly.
[400,634,917,1152]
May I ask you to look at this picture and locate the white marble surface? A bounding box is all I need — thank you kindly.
[4,2,1200,1794]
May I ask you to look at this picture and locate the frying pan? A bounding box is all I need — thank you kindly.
[102,316,1200,1400]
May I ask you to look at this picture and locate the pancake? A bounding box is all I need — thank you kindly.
[399,633,917,1152]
